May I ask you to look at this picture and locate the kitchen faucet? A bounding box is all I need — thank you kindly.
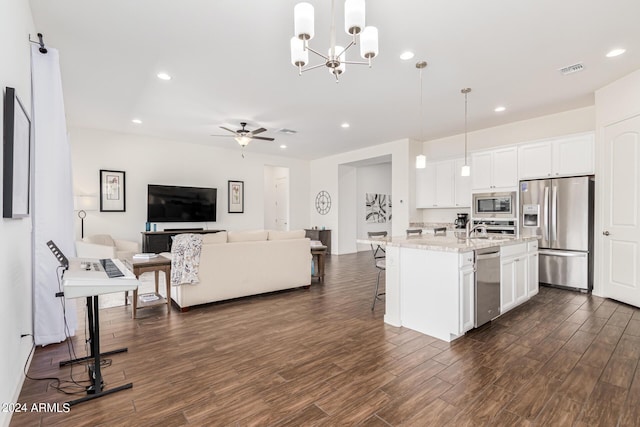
[466,221,488,239]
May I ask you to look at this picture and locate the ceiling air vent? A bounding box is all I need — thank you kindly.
[277,128,297,135]
[559,63,585,75]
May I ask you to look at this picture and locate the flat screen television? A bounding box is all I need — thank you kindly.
[147,184,217,222]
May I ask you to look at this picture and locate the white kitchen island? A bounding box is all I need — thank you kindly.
[359,233,538,342]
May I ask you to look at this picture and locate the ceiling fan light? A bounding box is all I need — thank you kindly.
[294,2,314,40]
[344,0,365,35]
[290,36,308,67]
[360,26,379,59]
[235,136,251,146]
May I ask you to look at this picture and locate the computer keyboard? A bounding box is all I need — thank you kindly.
[99,259,125,278]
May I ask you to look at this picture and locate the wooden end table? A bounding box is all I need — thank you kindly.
[124,255,172,319]
[311,245,327,282]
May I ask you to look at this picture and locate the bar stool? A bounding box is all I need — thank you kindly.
[367,231,388,310]
[406,228,423,237]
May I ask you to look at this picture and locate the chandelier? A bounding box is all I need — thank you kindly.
[290,0,379,82]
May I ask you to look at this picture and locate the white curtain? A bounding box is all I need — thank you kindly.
[31,45,77,345]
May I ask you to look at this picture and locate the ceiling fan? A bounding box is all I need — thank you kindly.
[213,122,275,147]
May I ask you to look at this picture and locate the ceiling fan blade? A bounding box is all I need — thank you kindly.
[210,134,236,137]
[250,127,267,135]
[219,126,238,134]
[251,136,275,141]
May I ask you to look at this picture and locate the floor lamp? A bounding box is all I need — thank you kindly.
[74,195,98,239]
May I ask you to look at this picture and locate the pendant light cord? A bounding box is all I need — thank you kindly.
[420,68,424,141]
[464,91,467,165]
[461,88,471,166]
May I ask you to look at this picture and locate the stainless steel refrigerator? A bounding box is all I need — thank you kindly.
[519,176,594,292]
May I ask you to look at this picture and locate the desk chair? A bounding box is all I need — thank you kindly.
[406,229,423,237]
[367,231,388,310]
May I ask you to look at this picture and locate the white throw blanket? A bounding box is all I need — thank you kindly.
[171,234,203,286]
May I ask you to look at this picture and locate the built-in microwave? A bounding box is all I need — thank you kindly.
[472,191,517,219]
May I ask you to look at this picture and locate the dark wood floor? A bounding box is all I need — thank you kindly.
[11,252,640,426]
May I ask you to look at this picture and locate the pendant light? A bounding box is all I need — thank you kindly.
[460,88,471,177]
[415,61,428,169]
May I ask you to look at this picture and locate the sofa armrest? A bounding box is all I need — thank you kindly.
[115,239,140,253]
[75,241,117,259]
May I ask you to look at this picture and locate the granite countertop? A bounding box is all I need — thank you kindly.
[409,222,457,231]
[358,233,538,253]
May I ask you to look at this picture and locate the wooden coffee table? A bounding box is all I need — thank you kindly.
[124,255,171,318]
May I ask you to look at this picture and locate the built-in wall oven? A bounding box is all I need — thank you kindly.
[472,191,517,219]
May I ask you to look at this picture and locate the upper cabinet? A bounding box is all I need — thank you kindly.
[471,147,518,191]
[416,158,470,208]
[518,133,594,180]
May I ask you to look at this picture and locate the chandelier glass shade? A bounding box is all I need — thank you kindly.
[291,0,379,82]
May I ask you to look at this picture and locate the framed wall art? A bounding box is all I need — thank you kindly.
[100,169,126,212]
[3,87,31,218]
[228,180,244,213]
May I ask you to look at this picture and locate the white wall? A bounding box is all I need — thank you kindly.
[0,2,36,425]
[337,164,357,254]
[69,128,310,244]
[422,106,595,160]
[310,139,420,254]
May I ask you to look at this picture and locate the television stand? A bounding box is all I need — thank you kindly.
[141,230,225,253]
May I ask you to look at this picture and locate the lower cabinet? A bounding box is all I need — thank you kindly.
[500,243,528,313]
[527,241,539,297]
[459,264,475,334]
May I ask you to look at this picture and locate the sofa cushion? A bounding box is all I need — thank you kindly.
[268,230,306,240]
[227,230,268,243]
[202,231,228,244]
[83,234,115,247]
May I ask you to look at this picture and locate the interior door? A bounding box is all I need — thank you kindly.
[602,115,640,307]
[275,176,289,231]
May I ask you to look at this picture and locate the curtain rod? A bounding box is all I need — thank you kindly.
[29,33,48,54]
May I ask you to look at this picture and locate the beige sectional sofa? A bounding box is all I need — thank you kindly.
[170,229,312,310]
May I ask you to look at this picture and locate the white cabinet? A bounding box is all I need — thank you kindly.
[500,243,528,313]
[518,143,552,179]
[518,133,594,180]
[416,158,470,208]
[527,240,539,297]
[396,248,475,342]
[471,147,518,191]
[459,251,475,334]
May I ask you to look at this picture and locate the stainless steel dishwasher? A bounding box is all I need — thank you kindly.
[475,246,501,327]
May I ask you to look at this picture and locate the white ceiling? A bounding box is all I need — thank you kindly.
[28,0,640,160]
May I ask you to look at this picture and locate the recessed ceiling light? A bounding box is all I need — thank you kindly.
[400,51,415,60]
[156,72,172,80]
[131,118,142,124]
[280,144,287,149]
[494,106,506,113]
[606,48,626,58]
[341,123,350,128]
